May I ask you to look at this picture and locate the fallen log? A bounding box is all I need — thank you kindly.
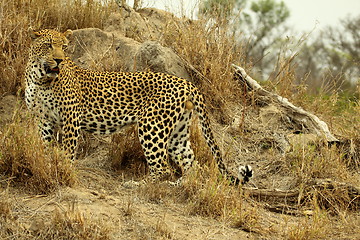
[231,64,339,143]
[244,179,360,213]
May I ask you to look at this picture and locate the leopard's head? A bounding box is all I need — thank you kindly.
[28,28,72,79]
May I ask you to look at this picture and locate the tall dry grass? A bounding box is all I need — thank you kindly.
[108,126,147,178]
[160,19,250,124]
[0,0,115,95]
[0,104,76,193]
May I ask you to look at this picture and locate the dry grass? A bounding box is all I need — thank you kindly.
[287,144,350,182]
[284,210,360,240]
[0,192,111,240]
[137,164,265,234]
[160,19,249,124]
[285,211,330,240]
[108,126,147,179]
[0,0,115,95]
[40,207,111,240]
[0,103,76,193]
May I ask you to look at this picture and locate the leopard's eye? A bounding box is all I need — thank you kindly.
[62,44,68,50]
[45,43,52,49]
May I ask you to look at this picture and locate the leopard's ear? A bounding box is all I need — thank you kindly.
[29,27,41,40]
[63,29,73,39]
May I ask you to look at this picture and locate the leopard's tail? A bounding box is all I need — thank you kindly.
[190,88,252,185]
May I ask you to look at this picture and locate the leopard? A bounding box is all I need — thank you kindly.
[24,28,253,185]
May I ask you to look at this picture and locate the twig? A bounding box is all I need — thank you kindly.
[0,176,16,183]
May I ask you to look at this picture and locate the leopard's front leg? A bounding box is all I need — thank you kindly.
[39,115,56,143]
[61,108,81,162]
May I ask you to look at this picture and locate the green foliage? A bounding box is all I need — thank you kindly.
[242,0,290,67]
[199,0,240,21]
[250,0,290,26]
[199,0,291,81]
[295,15,360,93]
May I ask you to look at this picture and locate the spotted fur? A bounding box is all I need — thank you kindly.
[24,29,253,184]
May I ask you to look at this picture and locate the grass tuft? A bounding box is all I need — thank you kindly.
[108,126,147,179]
[0,103,76,193]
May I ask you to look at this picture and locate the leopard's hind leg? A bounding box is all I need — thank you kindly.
[167,109,194,174]
[137,103,181,181]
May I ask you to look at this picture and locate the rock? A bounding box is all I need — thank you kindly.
[104,8,183,41]
[69,28,190,80]
[69,28,140,71]
[135,41,191,80]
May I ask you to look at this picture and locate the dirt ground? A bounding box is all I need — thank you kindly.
[6,163,256,240]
